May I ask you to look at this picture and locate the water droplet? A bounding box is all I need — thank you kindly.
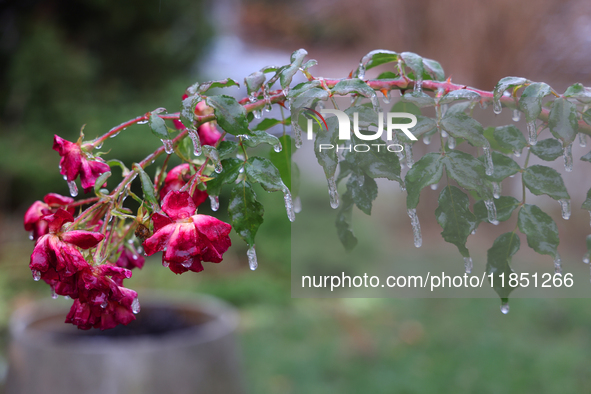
[500,302,510,314]
[162,261,170,268]
[382,90,391,104]
[583,252,590,264]
[274,142,282,152]
[527,121,537,146]
[95,140,103,149]
[188,130,202,156]
[399,182,406,192]
[579,133,587,147]
[513,150,521,158]
[209,195,219,212]
[283,188,296,222]
[413,78,423,93]
[493,99,502,114]
[441,130,449,138]
[253,109,263,119]
[28,231,34,241]
[471,228,477,235]
[370,96,381,113]
[239,166,245,174]
[483,145,494,176]
[447,136,456,149]
[558,199,571,220]
[68,181,78,197]
[404,143,414,168]
[137,119,149,125]
[554,253,563,275]
[247,245,258,270]
[32,270,41,281]
[249,92,258,103]
[161,139,174,154]
[484,199,499,225]
[430,183,438,191]
[407,208,422,248]
[493,182,501,199]
[109,130,122,138]
[463,257,473,274]
[422,135,431,145]
[327,176,340,209]
[181,261,192,268]
[563,143,573,172]
[100,300,108,309]
[512,109,521,122]
[132,297,141,314]
[479,101,488,110]
[50,286,58,299]
[294,196,302,213]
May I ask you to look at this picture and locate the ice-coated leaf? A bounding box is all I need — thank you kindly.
[346,136,402,183]
[583,109,591,127]
[486,232,520,299]
[291,87,329,110]
[422,58,445,81]
[228,181,264,247]
[474,196,520,224]
[493,77,529,103]
[180,95,202,129]
[287,81,322,99]
[441,112,488,147]
[362,50,398,70]
[344,105,380,128]
[252,118,283,131]
[245,157,286,193]
[523,165,570,200]
[331,79,377,102]
[405,153,444,209]
[148,113,170,139]
[280,49,308,89]
[439,90,481,105]
[519,82,552,122]
[443,150,492,200]
[478,151,520,182]
[400,52,424,80]
[137,167,158,208]
[206,95,252,136]
[242,129,281,149]
[530,138,563,161]
[245,71,266,95]
[197,78,240,94]
[270,135,300,195]
[217,141,239,159]
[347,172,378,215]
[207,158,242,196]
[581,188,591,211]
[483,127,512,154]
[93,171,111,194]
[445,102,472,116]
[314,116,339,180]
[335,190,358,252]
[401,91,435,108]
[493,125,527,153]
[435,185,477,257]
[564,83,591,104]
[517,204,559,257]
[548,98,578,145]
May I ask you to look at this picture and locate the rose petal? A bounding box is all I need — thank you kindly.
[161,191,196,220]
[61,230,104,249]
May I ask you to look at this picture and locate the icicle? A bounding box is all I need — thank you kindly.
[447,136,456,149]
[493,98,502,114]
[68,181,78,197]
[554,253,563,275]
[382,90,391,104]
[294,196,302,213]
[513,150,521,158]
[161,139,174,154]
[293,121,303,148]
[263,90,272,112]
[206,148,222,174]
[484,199,499,225]
[563,143,573,172]
[50,286,58,299]
[162,261,170,268]
[527,121,537,146]
[392,134,405,162]
[327,176,340,209]
[479,101,488,110]
[209,195,220,212]
[430,183,438,191]
[132,298,141,314]
[404,143,414,168]
[463,257,473,274]
[493,182,501,199]
[500,302,510,314]
[407,209,422,248]
[579,133,587,147]
[413,78,423,93]
[512,109,521,122]
[188,130,202,156]
[282,87,290,97]
[137,119,149,125]
[248,93,258,103]
[558,199,571,220]
[483,145,494,176]
[283,188,296,222]
[253,109,263,119]
[441,104,449,116]
[471,228,477,235]
[399,182,406,192]
[583,252,590,264]
[370,96,381,113]
[28,231,34,241]
[422,135,431,145]
[32,270,41,281]
[247,245,258,270]
[95,140,103,149]
[589,211,591,227]
[273,141,283,152]
[357,64,366,80]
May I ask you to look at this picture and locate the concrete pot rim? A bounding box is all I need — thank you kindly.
[9,292,240,354]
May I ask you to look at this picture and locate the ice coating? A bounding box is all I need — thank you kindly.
[247,245,258,270]
[484,199,499,225]
[407,208,422,248]
[327,176,340,209]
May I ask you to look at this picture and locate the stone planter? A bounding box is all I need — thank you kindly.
[5,294,245,394]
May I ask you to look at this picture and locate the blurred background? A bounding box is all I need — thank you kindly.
[2,0,591,392]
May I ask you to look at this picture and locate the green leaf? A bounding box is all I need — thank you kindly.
[493,125,527,154]
[530,138,563,161]
[269,135,299,195]
[207,158,242,196]
[390,101,422,116]
[582,150,591,163]
[180,95,202,129]
[474,196,520,224]
[106,159,129,175]
[523,165,570,200]
[243,129,281,149]
[280,48,308,89]
[291,87,329,110]
[287,81,322,99]
[148,113,169,139]
[93,171,111,194]
[422,58,445,81]
[548,98,578,145]
[137,167,158,208]
[314,116,339,179]
[344,105,380,128]
[443,150,492,200]
[583,109,591,127]
[252,118,282,131]
[439,90,481,105]
[405,153,444,209]
[441,112,488,147]
[478,152,520,182]
[245,157,286,192]
[581,188,591,211]
[217,141,239,159]
[484,127,512,155]
[335,190,358,252]
[493,77,529,103]
[206,95,251,136]
[435,185,477,257]
[401,91,435,108]
[198,78,240,94]
[228,181,264,247]
[400,52,424,80]
[245,71,266,95]
[445,102,472,116]
[346,136,402,183]
[347,172,378,215]
[409,116,437,138]
[564,83,591,104]
[331,79,378,104]
[486,232,520,299]
[377,71,398,80]
[519,82,552,122]
[362,50,399,70]
[517,204,559,257]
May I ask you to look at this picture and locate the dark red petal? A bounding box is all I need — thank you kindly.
[197,122,223,146]
[61,230,104,249]
[151,212,173,233]
[43,193,74,206]
[24,201,48,231]
[43,208,74,233]
[52,135,76,156]
[98,265,133,280]
[29,235,52,272]
[142,224,175,256]
[164,223,198,263]
[79,158,110,192]
[161,191,196,221]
